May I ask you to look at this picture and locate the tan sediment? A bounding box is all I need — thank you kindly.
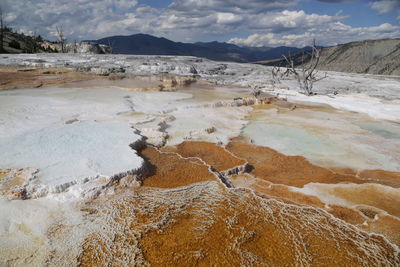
[230,174,367,226]
[251,103,277,110]
[360,214,400,247]
[0,67,95,90]
[326,205,367,225]
[76,182,399,267]
[64,75,197,91]
[140,146,217,188]
[304,183,400,218]
[258,184,325,207]
[0,67,197,91]
[230,174,325,208]
[157,75,197,91]
[358,206,381,219]
[177,83,252,103]
[223,140,400,243]
[248,102,296,116]
[161,141,246,172]
[359,169,400,188]
[0,168,36,199]
[331,168,400,188]
[330,167,359,176]
[225,141,363,187]
[62,76,161,90]
[139,185,398,266]
[0,170,8,180]
[230,173,272,188]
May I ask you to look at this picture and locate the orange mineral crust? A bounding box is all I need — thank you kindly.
[229,175,368,226]
[301,183,400,218]
[326,204,367,225]
[0,66,194,92]
[140,146,217,188]
[330,168,400,188]
[0,67,94,90]
[359,169,400,188]
[230,174,326,208]
[360,214,400,247]
[77,182,399,266]
[225,141,363,187]
[161,141,247,172]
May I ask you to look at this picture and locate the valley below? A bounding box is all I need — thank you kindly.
[0,54,400,266]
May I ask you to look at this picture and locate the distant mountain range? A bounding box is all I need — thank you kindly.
[86,34,400,75]
[89,33,308,63]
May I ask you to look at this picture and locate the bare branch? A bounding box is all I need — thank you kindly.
[56,26,67,53]
[278,39,325,96]
[107,39,115,54]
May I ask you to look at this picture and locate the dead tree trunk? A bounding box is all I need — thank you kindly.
[73,40,78,53]
[283,39,326,96]
[107,39,115,54]
[27,30,39,53]
[0,7,4,53]
[56,26,67,53]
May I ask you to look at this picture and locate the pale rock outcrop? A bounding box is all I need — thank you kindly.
[65,41,111,54]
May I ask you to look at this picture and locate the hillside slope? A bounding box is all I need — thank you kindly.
[1,31,56,53]
[318,39,400,75]
[259,39,400,76]
[0,31,111,54]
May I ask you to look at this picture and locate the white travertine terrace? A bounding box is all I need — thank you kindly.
[0,54,399,266]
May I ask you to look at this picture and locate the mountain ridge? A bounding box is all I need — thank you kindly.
[89,33,307,63]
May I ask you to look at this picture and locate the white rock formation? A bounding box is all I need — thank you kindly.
[65,41,111,54]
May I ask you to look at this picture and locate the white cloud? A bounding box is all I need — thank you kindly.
[168,0,297,14]
[248,10,345,31]
[229,21,400,47]
[216,13,243,25]
[0,0,300,41]
[317,0,357,2]
[370,0,400,14]
[1,0,139,39]
[229,33,275,47]
[0,0,398,47]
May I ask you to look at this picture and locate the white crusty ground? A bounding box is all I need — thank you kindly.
[1,53,399,120]
[0,54,400,266]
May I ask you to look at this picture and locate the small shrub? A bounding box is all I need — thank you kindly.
[158,84,165,91]
[3,26,13,33]
[205,127,217,134]
[9,39,21,49]
[35,35,44,43]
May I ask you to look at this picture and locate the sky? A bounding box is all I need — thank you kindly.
[1,0,399,47]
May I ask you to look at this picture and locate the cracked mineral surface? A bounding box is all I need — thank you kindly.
[0,54,400,266]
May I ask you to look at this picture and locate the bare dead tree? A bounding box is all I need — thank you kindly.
[73,39,78,53]
[250,85,261,97]
[107,39,115,54]
[56,26,67,53]
[25,30,40,53]
[33,30,37,52]
[271,65,290,84]
[0,6,5,53]
[271,65,280,82]
[283,39,327,96]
